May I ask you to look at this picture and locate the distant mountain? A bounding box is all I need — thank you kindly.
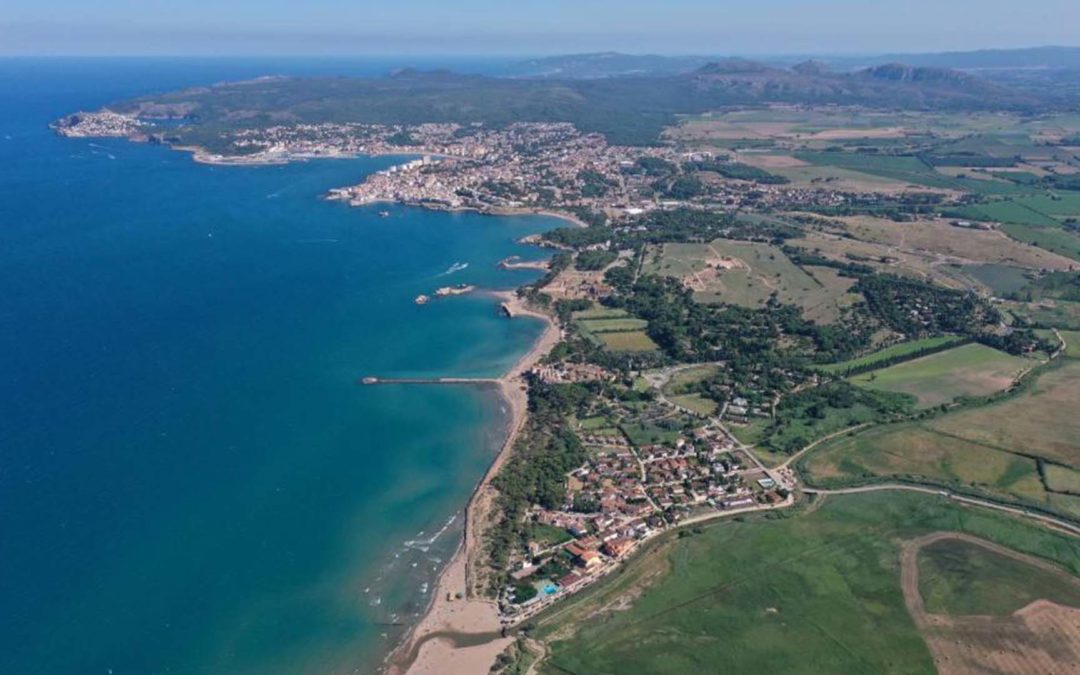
[791,60,831,76]
[682,59,1028,108]
[507,52,715,78]
[825,46,1080,72]
[508,47,1080,80]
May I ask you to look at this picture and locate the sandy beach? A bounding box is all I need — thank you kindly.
[383,292,560,675]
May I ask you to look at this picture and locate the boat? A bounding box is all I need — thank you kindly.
[378,210,390,217]
[414,294,430,304]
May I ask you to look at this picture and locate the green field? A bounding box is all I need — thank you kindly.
[918,538,1080,616]
[527,522,574,549]
[1050,493,1080,519]
[619,420,682,446]
[668,393,718,417]
[929,359,1080,468]
[1007,299,1080,330]
[536,491,1080,675]
[816,336,964,375]
[803,357,1080,513]
[794,151,961,190]
[1062,330,1080,357]
[577,317,649,333]
[757,385,912,457]
[803,423,1050,507]
[597,330,659,352]
[1000,222,1080,261]
[1045,464,1080,494]
[962,264,1033,295]
[661,364,721,393]
[850,343,1031,408]
[572,307,630,320]
[1017,192,1080,219]
[953,200,1061,227]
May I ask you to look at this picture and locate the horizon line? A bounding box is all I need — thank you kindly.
[2,43,1080,61]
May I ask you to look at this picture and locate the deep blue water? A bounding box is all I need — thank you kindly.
[0,58,552,674]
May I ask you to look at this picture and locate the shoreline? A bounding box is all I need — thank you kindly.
[383,293,561,675]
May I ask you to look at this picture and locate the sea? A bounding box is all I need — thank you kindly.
[0,57,555,674]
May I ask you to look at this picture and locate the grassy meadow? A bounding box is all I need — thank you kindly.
[928,359,1080,468]
[645,239,858,320]
[849,343,1032,408]
[815,336,964,375]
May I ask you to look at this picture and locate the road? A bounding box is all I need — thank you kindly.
[775,423,872,471]
[803,483,1080,536]
[648,364,792,488]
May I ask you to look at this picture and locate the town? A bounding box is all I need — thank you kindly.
[56,112,861,220]
[499,373,794,625]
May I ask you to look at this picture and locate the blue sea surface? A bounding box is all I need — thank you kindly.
[0,58,552,673]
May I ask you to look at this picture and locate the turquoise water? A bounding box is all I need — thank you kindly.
[0,58,551,673]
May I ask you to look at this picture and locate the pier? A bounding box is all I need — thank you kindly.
[359,376,499,386]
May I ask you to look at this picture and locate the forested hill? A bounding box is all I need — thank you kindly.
[100,60,1045,146]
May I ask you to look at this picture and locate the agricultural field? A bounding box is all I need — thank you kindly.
[832,215,1076,271]
[786,230,966,288]
[804,356,1080,513]
[1004,299,1080,330]
[596,330,659,353]
[571,307,630,320]
[1000,222,1080,262]
[928,359,1080,468]
[669,109,1041,146]
[802,423,1050,507]
[1016,192,1080,220]
[534,491,1080,675]
[849,343,1032,408]
[1044,464,1080,494]
[574,310,659,352]
[906,534,1080,675]
[917,536,1080,616]
[1061,330,1080,357]
[1050,493,1080,519]
[667,108,916,142]
[644,239,858,320]
[815,336,964,375]
[577,318,648,333]
[953,200,1061,227]
[794,151,961,190]
[962,263,1035,295]
[740,154,918,193]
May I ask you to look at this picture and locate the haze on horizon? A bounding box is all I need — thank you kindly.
[2,0,1079,58]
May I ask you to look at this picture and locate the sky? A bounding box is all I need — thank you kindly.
[2,0,1079,57]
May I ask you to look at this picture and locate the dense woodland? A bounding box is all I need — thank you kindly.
[487,380,593,587]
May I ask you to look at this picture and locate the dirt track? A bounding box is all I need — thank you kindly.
[900,532,1080,675]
